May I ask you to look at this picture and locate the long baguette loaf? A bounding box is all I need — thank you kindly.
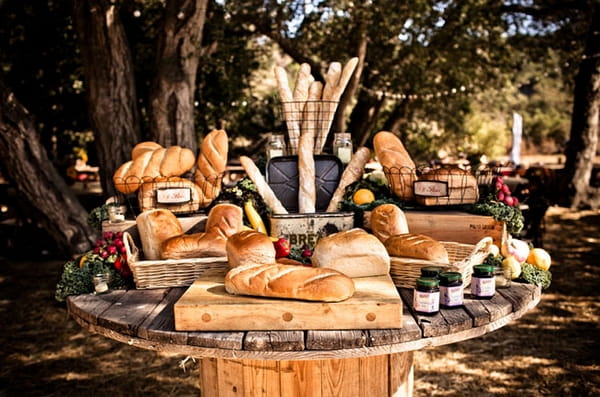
[326,147,371,212]
[297,123,316,213]
[373,131,417,201]
[224,262,355,302]
[194,129,229,206]
[114,144,195,194]
[384,233,449,264]
[239,156,288,214]
[160,229,228,260]
[274,66,299,154]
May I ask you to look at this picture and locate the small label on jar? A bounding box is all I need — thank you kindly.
[440,285,464,306]
[413,290,440,313]
[471,276,495,297]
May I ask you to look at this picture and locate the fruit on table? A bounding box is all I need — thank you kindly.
[527,248,551,271]
[501,236,530,263]
[244,201,267,234]
[502,255,522,279]
[353,188,375,205]
[273,237,291,258]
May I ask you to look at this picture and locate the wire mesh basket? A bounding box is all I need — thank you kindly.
[280,100,339,155]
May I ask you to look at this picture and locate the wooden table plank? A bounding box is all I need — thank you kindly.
[244,331,305,351]
[187,331,245,351]
[67,289,126,325]
[463,292,513,327]
[306,330,368,350]
[97,288,170,336]
[368,299,422,346]
[398,288,450,337]
[137,288,188,344]
[498,282,538,311]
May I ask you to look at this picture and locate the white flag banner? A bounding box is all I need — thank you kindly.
[510,112,523,165]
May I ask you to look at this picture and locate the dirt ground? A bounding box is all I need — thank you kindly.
[0,206,598,396]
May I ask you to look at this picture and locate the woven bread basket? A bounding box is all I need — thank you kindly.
[124,232,228,289]
[389,237,494,289]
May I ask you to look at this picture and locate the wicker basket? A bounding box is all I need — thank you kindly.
[124,232,228,289]
[389,237,494,289]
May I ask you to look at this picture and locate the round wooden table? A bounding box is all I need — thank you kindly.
[67,282,541,396]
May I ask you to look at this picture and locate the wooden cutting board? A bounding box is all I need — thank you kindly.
[174,274,402,331]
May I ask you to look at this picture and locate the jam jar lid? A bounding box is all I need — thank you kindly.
[473,264,494,274]
[439,271,463,283]
[420,266,444,278]
[416,277,440,288]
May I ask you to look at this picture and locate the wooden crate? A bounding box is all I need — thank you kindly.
[363,210,506,247]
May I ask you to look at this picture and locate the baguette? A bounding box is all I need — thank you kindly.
[322,62,342,101]
[373,131,417,201]
[326,147,371,212]
[297,124,316,213]
[275,66,299,154]
[239,156,288,214]
[224,262,355,302]
[194,129,229,206]
[159,229,228,260]
[384,233,449,264]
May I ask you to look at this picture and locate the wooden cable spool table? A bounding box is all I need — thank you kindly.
[67,280,541,396]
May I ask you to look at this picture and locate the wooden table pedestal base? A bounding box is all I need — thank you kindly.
[198,351,414,397]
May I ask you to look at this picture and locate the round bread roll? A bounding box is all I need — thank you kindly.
[311,228,390,278]
[136,209,183,260]
[205,203,244,238]
[370,204,409,242]
[226,230,276,268]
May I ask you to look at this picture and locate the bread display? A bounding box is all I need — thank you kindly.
[136,209,184,260]
[416,167,479,205]
[226,230,277,268]
[137,176,204,213]
[194,129,229,205]
[311,228,391,278]
[297,122,316,213]
[224,262,355,302]
[113,143,196,194]
[373,131,417,201]
[160,230,228,260]
[326,147,371,212]
[370,204,409,242]
[384,233,449,264]
[205,203,244,238]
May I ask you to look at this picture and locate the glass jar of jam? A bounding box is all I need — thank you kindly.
[439,271,464,308]
[420,266,443,279]
[471,264,495,299]
[413,277,440,315]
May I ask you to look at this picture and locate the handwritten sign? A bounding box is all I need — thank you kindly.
[413,181,448,197]
[156,187,192,204]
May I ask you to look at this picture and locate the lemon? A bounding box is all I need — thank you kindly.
[527,248,551,271]
[353,188,375,205]
[502,256,522,279]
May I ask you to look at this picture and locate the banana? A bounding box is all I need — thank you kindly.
[244,201,267,234]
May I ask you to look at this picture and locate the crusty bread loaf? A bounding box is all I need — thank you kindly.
[224,262,355,302]
[226,230,276,268]
[373,131,417,201]
[136,209,183,260]
[160,229,228,260]
[137,176,204,213]
[113,143,195,194]
[194,129,228,205]
[370,204,409,242]
[384,233,449,264]
[205,203,244,238]
[311,228,390,278]
[239,156,288,214]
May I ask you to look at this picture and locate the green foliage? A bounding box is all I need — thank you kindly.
[87,204,109,231]
[55,256,127,302]
[520,262,552,290]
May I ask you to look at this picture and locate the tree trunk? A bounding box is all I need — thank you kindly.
[72,0,141,198]
[349,88,386,148]
[0,77,96,257]
[564,5,600,209]
[148,0,209,153]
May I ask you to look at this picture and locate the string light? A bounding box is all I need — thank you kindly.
[359,84,470,101]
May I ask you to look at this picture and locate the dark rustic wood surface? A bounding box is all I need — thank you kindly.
[67,282,541,360]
